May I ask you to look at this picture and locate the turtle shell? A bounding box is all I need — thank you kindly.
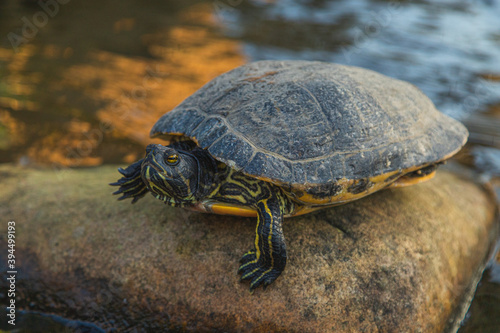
[151,60,468,193]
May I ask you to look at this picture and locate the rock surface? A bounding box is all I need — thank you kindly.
[0,165,498,332]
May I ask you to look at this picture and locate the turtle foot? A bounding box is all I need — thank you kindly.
[110,159,148,203]
[238,250,283,291]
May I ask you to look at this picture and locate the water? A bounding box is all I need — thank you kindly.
[0,310,106,333]
[0,0,499,331]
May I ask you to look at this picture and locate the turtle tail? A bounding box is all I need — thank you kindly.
[110,159,148,203]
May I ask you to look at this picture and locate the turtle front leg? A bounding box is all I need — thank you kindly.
[110,159,148,203]
[239,197,287,291]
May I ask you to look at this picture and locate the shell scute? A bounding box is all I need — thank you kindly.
[208,132,254,169]
[190,117,228,148]
[150,60,469,199]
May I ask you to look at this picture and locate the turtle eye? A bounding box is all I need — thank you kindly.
[166,153,179,165]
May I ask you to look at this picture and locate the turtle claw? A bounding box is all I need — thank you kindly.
[239,249,256,264]
[238,250,282,291]
[110,159,148,203]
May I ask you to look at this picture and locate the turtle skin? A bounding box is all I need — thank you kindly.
[112,61,469,291]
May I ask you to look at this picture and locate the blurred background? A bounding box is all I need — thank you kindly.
[0,0,499,331]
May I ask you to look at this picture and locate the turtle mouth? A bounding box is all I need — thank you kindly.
[141,160,166,178]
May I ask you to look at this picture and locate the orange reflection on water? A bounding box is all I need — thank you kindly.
[94,4,245,151]
[0,2,244,167]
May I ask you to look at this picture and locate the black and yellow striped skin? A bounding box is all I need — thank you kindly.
[238,198,287,290]
[111,143,295,291]
[111,143,440,291]
[210,165,293,290]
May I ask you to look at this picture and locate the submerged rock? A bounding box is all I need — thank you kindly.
[0,165,498,332]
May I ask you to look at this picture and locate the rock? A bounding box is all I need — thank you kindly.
[0,165,498,332]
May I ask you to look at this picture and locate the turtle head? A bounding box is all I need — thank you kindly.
[140,144,200,205]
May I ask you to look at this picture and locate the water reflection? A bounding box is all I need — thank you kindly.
[219,0,500,120]
[0,0,244,166]
[1,0,500,168]
[459,253,500,332]
[0,0,500,330]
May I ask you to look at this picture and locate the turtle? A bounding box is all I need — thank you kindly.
[111,60,468,291]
